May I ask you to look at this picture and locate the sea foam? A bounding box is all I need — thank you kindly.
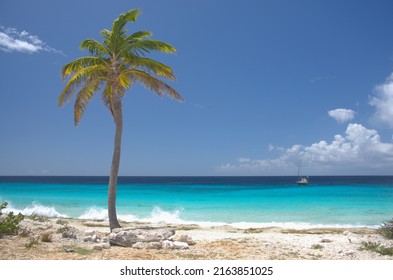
[78,206,185,224]
[3,202,68,218]
[79,207,108,220]
[141,206,184,224]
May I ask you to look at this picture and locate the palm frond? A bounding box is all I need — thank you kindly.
[62,56,108,80]
[59,65,107,106]
[80,39,111,57]
[111,9,140,52]
[130,40,176,56]
[127,69,183,101]
[122,55,176,80]
[100,29,112,49]
[112,9,140,33]
[112,9,140,37]
[101,84,114,117]
[118,72,131,89]
[74,79,102,125]
[100,29,112,40]
[125,31,152,44]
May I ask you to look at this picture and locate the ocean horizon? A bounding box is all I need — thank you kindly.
[1,176,393,229]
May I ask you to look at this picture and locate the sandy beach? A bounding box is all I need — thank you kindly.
[1,217,392,260]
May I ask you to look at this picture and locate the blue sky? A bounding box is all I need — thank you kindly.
[1,0,393,176]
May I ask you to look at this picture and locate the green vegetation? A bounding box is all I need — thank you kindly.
[25,237,39,249]
[62,246,93,256]
[40,232,53,242]
[56,219,69,226]
[56,225,69,234]
[359,241,393,256]
[29,214,48,222]
[0,202,24,237]
[378,219,393,239]
[311,244,324,250]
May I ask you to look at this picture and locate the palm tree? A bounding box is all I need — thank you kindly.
[58,9,183,231]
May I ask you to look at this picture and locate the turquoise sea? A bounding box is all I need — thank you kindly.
[1,176,393,229]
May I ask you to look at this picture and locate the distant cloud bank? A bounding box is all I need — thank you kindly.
[218,123,393,175]
[0,25,63,55]
[218,73,393,175]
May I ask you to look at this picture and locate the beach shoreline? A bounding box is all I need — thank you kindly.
[1,217,392,260]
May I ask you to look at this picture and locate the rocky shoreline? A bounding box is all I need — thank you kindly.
[1,217,393,260]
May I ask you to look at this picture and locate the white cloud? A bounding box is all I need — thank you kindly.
[328,108,356,123]
[217,123,393,175]
[0,25,63,55]
[370,73,393,127]
[268,144,285,152]
[238,157,251,163]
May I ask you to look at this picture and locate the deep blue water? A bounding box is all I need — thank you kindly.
[1,176,392,228]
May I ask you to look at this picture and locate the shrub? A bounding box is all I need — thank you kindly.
[359,241,380,251]
[378,219,393,239]
[311,244,323,250]
[41,232,53,242]
[0,202,24,237]
[29,214,48,222]
[56,225,69,234]
[25,237,39,249]
[56,225,77,239]
[359,241,393,256]
[56,219,68,226]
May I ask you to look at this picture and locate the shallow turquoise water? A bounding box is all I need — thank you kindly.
[1,176,392,228]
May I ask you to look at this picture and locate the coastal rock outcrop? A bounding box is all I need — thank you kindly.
[132,241,162,250]
[173,241,189,249]
[61,227,78,239]
[109,228,176,248]
[175,234,195,245]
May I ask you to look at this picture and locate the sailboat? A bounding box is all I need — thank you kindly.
[296,176,309,185]
[296,162,309,185]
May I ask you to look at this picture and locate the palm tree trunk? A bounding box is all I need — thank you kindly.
[108,96,122,231]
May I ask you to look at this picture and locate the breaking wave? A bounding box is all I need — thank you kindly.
[140,207,184,224]
[2,202,68,218]
[78,206,183,224]
[79,207,109,220]
[1,202,378,229]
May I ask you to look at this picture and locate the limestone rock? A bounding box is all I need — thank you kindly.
[84,236,92,242]
[85,230,96,237]
[92,234,97,242]
[132,241,162,250]
[62,228,78,239]
[93,244,103,250]
[112,227,125,234]
[177,234,195,245]
[109,228,175,247]
[345,250,355,256]
[173,241,189,249]
[162,240,175,250]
